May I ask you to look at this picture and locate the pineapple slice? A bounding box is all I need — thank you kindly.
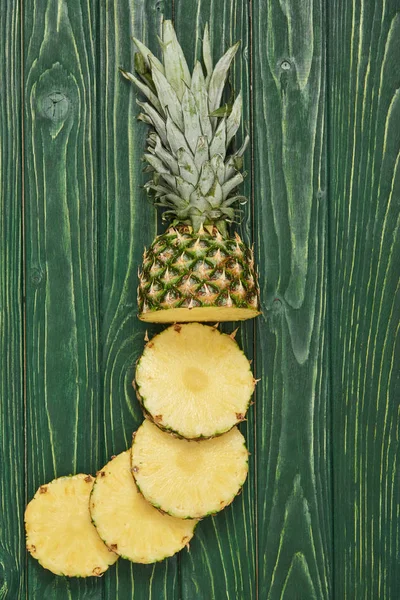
[90,450,197,563]
[131,420,248,519]
[25,474,118,577]
[135,323,255,439]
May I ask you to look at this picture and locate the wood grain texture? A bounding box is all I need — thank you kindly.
[174,2,257,598]
[0,0,397,597]
[329,1,400,598]
[99,0,180,597]
[252,1,332,598]
[24,0,103,597]
[0,2,25,598]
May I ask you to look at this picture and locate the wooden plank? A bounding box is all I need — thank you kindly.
[252,1,332,598]
[173,2,257,598]
[0,2,25,598]
[329,1,400,597]
[99,1,180,597]
[24,1,103,596]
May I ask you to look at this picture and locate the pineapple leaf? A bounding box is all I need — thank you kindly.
[199,162,215,196]
[191,62,212,140]
[120,69,164,115]
[138,112,153,125]
[224,135,249,180]
[222,172,244,199]
[203,24,213,87]
[194,136,209,172]
[177,148,199,186]
[189,188,213,213]
[220,206,235,218]
[210,155,225,185]
[154,137,179,175]
[222,194,248,207]
[134,53,157,93]
[209,104,232,118]
[137,101,167,146]
[132,37,165,74]
[165,113,191,155]
[144,153,169,175]
[176,176,195,200]
[226,92,242,147]
[162,20,191,101]
[150,64,184,130]
[164,193,189,209]
[208,41,240,114]
[190,213,207,232]
[206,178,223,208]
[215,220,228,236]
[209,119,227,159]
[181,87,203,154]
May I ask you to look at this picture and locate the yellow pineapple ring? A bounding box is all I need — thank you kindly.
[90,450,197,563]
[132,420,249,519]
[135,323,255,439]
[25,474,118,577]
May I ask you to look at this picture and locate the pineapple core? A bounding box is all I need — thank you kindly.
[182,366,209,392]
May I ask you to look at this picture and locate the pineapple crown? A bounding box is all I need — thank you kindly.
[121,20,249,236]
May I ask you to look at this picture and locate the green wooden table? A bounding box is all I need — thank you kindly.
[1,0,399,598]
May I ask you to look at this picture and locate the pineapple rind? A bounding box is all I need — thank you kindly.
[138,227,260,321]
[131,420,249,519]
[25,474,118,578]
[135,323,255,439]
[90,451,197,564]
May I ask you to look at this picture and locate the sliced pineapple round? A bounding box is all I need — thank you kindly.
[90,450,197,563]
[25,474,118,577]
[135,323,255,439]
[131,420,248,519]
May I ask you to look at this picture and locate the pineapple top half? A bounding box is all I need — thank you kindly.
[121,20,249,236]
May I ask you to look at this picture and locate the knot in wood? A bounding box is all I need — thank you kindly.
[41,92,69,122]
[280,60,292,71]
[30,267,43,286]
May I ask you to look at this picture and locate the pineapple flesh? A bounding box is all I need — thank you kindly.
[121,21,260,323]
[135,323,255,438]
[90,450,197,563]
[131,420,249,519]
[25,474,118,577]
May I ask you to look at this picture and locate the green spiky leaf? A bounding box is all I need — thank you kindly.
[161,20,191,100]
[181,87,203,154]
[132,37,165,74]
[203,24,213,87]
[208,41,240,114]
[191,62,212,140]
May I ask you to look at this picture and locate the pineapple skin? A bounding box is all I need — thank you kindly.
[138,226,260,321]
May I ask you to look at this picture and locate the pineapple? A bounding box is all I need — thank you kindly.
[131,420,248,519]
[121,21,260,323]
[135,323,256,438]
[25,474,118,577]
[90,450,197,563]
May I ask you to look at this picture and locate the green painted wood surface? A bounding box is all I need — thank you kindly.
[252,1,331,598]
[0,2,25,598]
[0,0,399,598]
[329,1,400,598]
